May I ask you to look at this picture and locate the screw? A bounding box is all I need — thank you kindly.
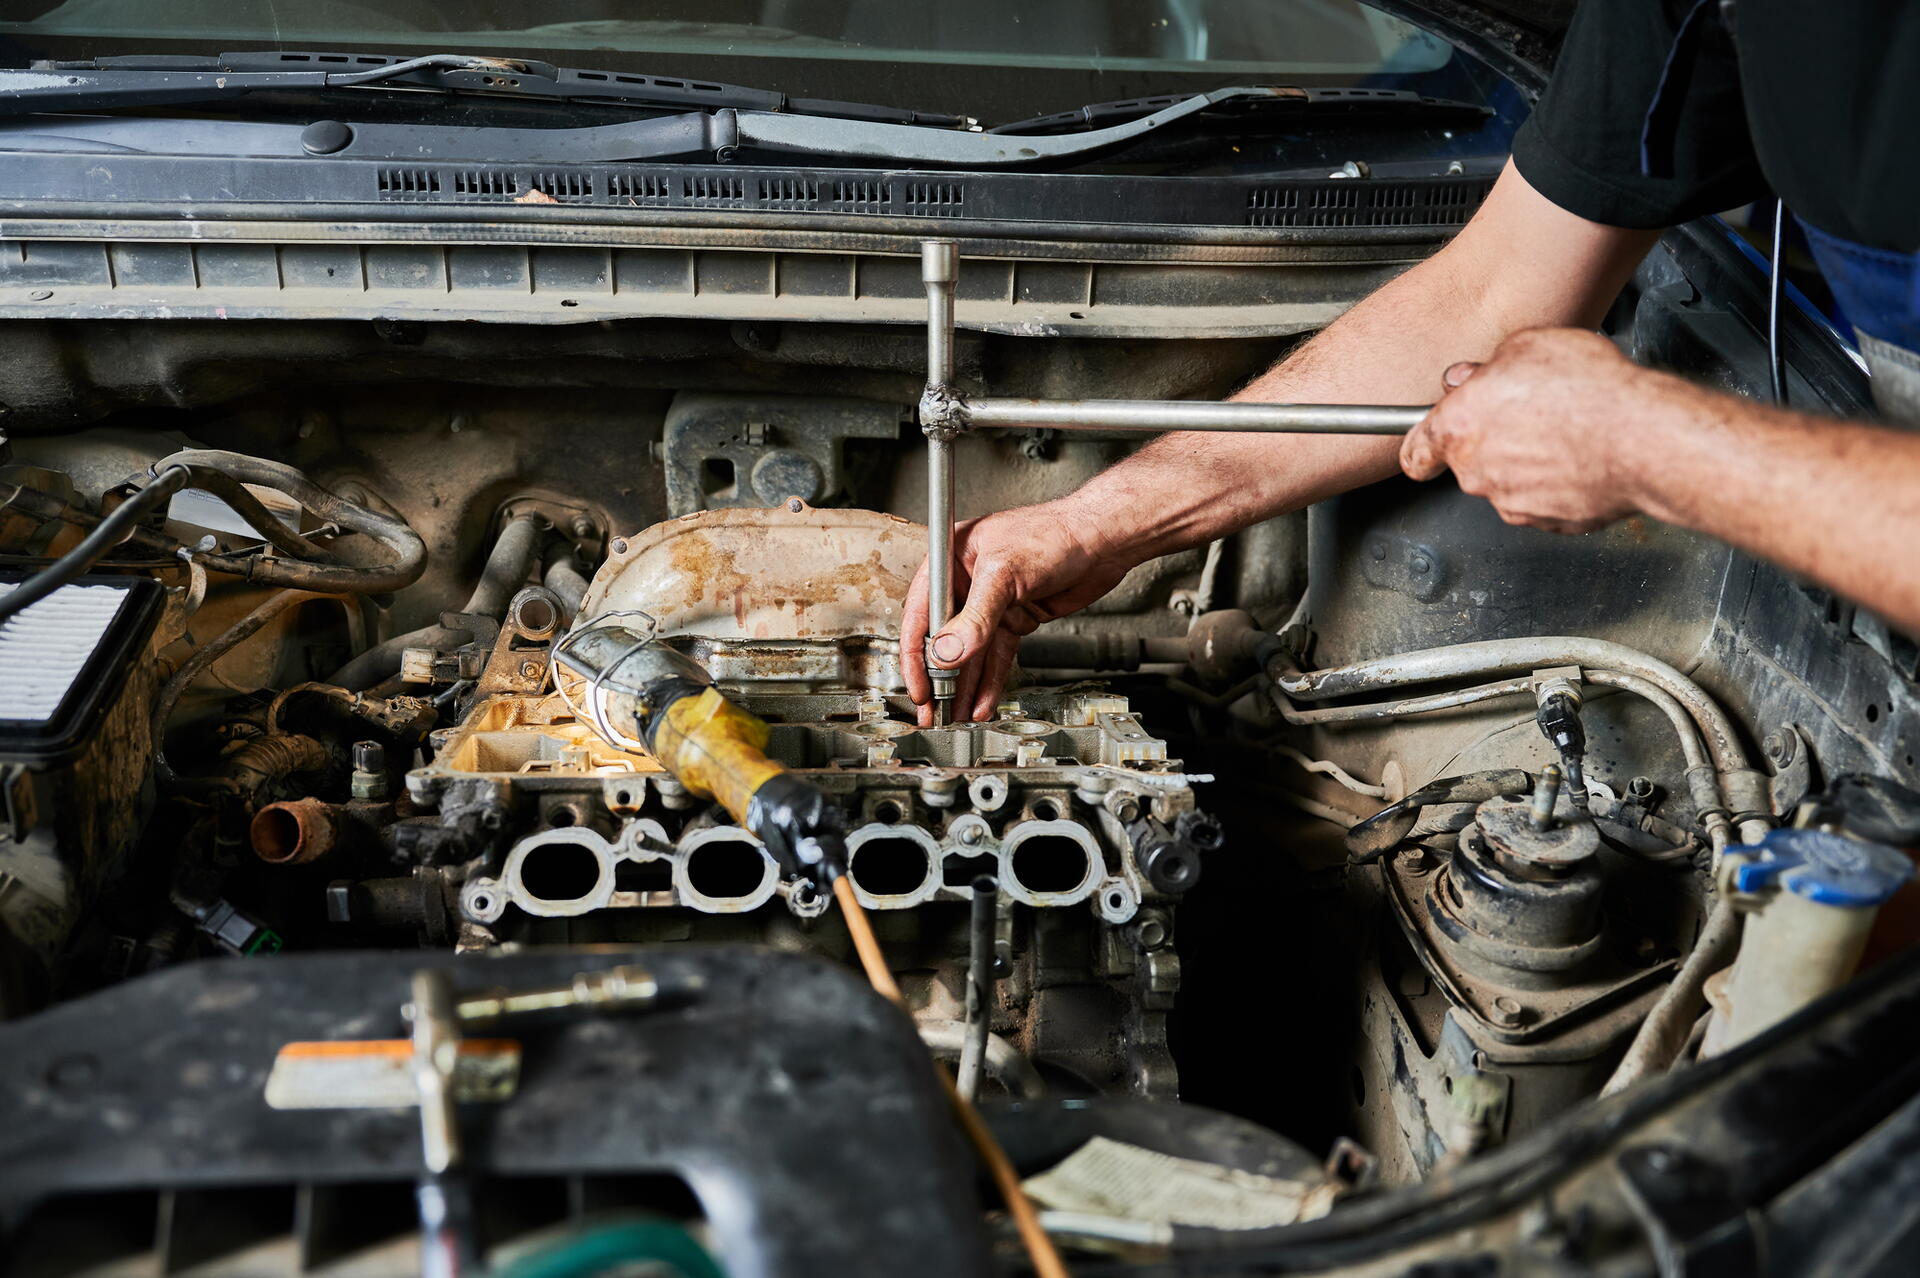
[569,514,594,539]
[1369,541,1387,561]
[1396,846,1429,874]
[1530,764,1562,831]
[1409,553,1431,577]
[353,740,386,773]
[1764,730,1794,765]
[519,660,542,679]
[610,537,628,555]
[1489,995,1531,1028]
[1626,775,1656,803]
[958,824,983,846]
[27,289,52,301]
[787,498,804,513]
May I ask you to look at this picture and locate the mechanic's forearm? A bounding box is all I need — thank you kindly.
[1626,377,1920,634]
[1056,162,1658,566]
[1056,254,1482,563]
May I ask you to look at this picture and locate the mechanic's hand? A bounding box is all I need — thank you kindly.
[903,500,1135,725]
[1400,328,1659,534]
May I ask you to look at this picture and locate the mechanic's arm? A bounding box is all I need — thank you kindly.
[1401,329,1920,634]
[904,159,1660,722]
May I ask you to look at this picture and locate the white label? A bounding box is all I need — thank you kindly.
[265,1039,520,1110]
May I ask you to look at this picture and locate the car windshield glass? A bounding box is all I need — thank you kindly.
[0,1,1458,77]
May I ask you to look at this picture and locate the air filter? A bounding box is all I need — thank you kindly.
[0,575,161,764]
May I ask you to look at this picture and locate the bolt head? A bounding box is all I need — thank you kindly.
[519,660,542,679]
[610,537,628,555]
[1488,994,1531,1028]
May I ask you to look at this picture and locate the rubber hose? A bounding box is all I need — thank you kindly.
[154,449,426,594]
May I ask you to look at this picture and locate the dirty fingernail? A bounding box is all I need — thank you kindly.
[932,632,964,662]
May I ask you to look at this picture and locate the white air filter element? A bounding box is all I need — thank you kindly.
[0,581,138,725]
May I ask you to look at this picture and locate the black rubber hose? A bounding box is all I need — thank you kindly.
[153,449,427,594]
[326,514,545,691]
[0,466,189,627]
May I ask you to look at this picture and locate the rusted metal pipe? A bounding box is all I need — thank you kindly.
[250,796,340,865]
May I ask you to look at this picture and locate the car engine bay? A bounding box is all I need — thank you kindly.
[4,221,1920,1276]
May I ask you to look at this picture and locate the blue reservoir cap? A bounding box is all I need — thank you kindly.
[1730,828,1915,907]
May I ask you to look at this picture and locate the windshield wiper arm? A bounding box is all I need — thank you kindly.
[5,50,971,127]
[989,86,1491,135]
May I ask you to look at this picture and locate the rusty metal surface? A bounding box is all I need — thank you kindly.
[581,500,922,643]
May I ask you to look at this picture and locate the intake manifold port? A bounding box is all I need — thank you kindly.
[847,824,941,907]
[503,828,618,916]
[675,827,778,913]
[1001,820,1102,905]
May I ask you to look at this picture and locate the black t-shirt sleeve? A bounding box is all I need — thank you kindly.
[1511,0,1768,229]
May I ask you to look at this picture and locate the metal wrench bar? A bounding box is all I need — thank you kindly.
[916,239,1429,726]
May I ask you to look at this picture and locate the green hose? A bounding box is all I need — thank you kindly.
[491,1220,726,1278]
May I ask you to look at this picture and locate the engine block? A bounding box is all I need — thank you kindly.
[399,504,1217,1095]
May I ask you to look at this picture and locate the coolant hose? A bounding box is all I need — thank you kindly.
[154,450,427,594]
[327,515,545,691]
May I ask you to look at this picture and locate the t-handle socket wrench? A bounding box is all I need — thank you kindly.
[916,239,1431,726]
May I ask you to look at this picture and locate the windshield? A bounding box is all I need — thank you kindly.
[0,1,1458,77]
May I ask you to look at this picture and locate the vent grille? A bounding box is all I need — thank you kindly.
[606,172,673,202]
[760,178,821,206]
[833,180,893,211]
[906,182,964,209]
[1246,176,1492,227]
[452,169,517,199]
[685,175,747,203]
[376,167,441,198]
[527,171,594,201]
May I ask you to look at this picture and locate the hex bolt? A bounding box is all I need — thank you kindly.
[1396,845,1429,875]
[352,740,391,800]
[568,514,595,540]
[1529,764,1562,831]
[1489,995,1531,1029]
[1626,775,1657,803]
[519,660,542,679]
